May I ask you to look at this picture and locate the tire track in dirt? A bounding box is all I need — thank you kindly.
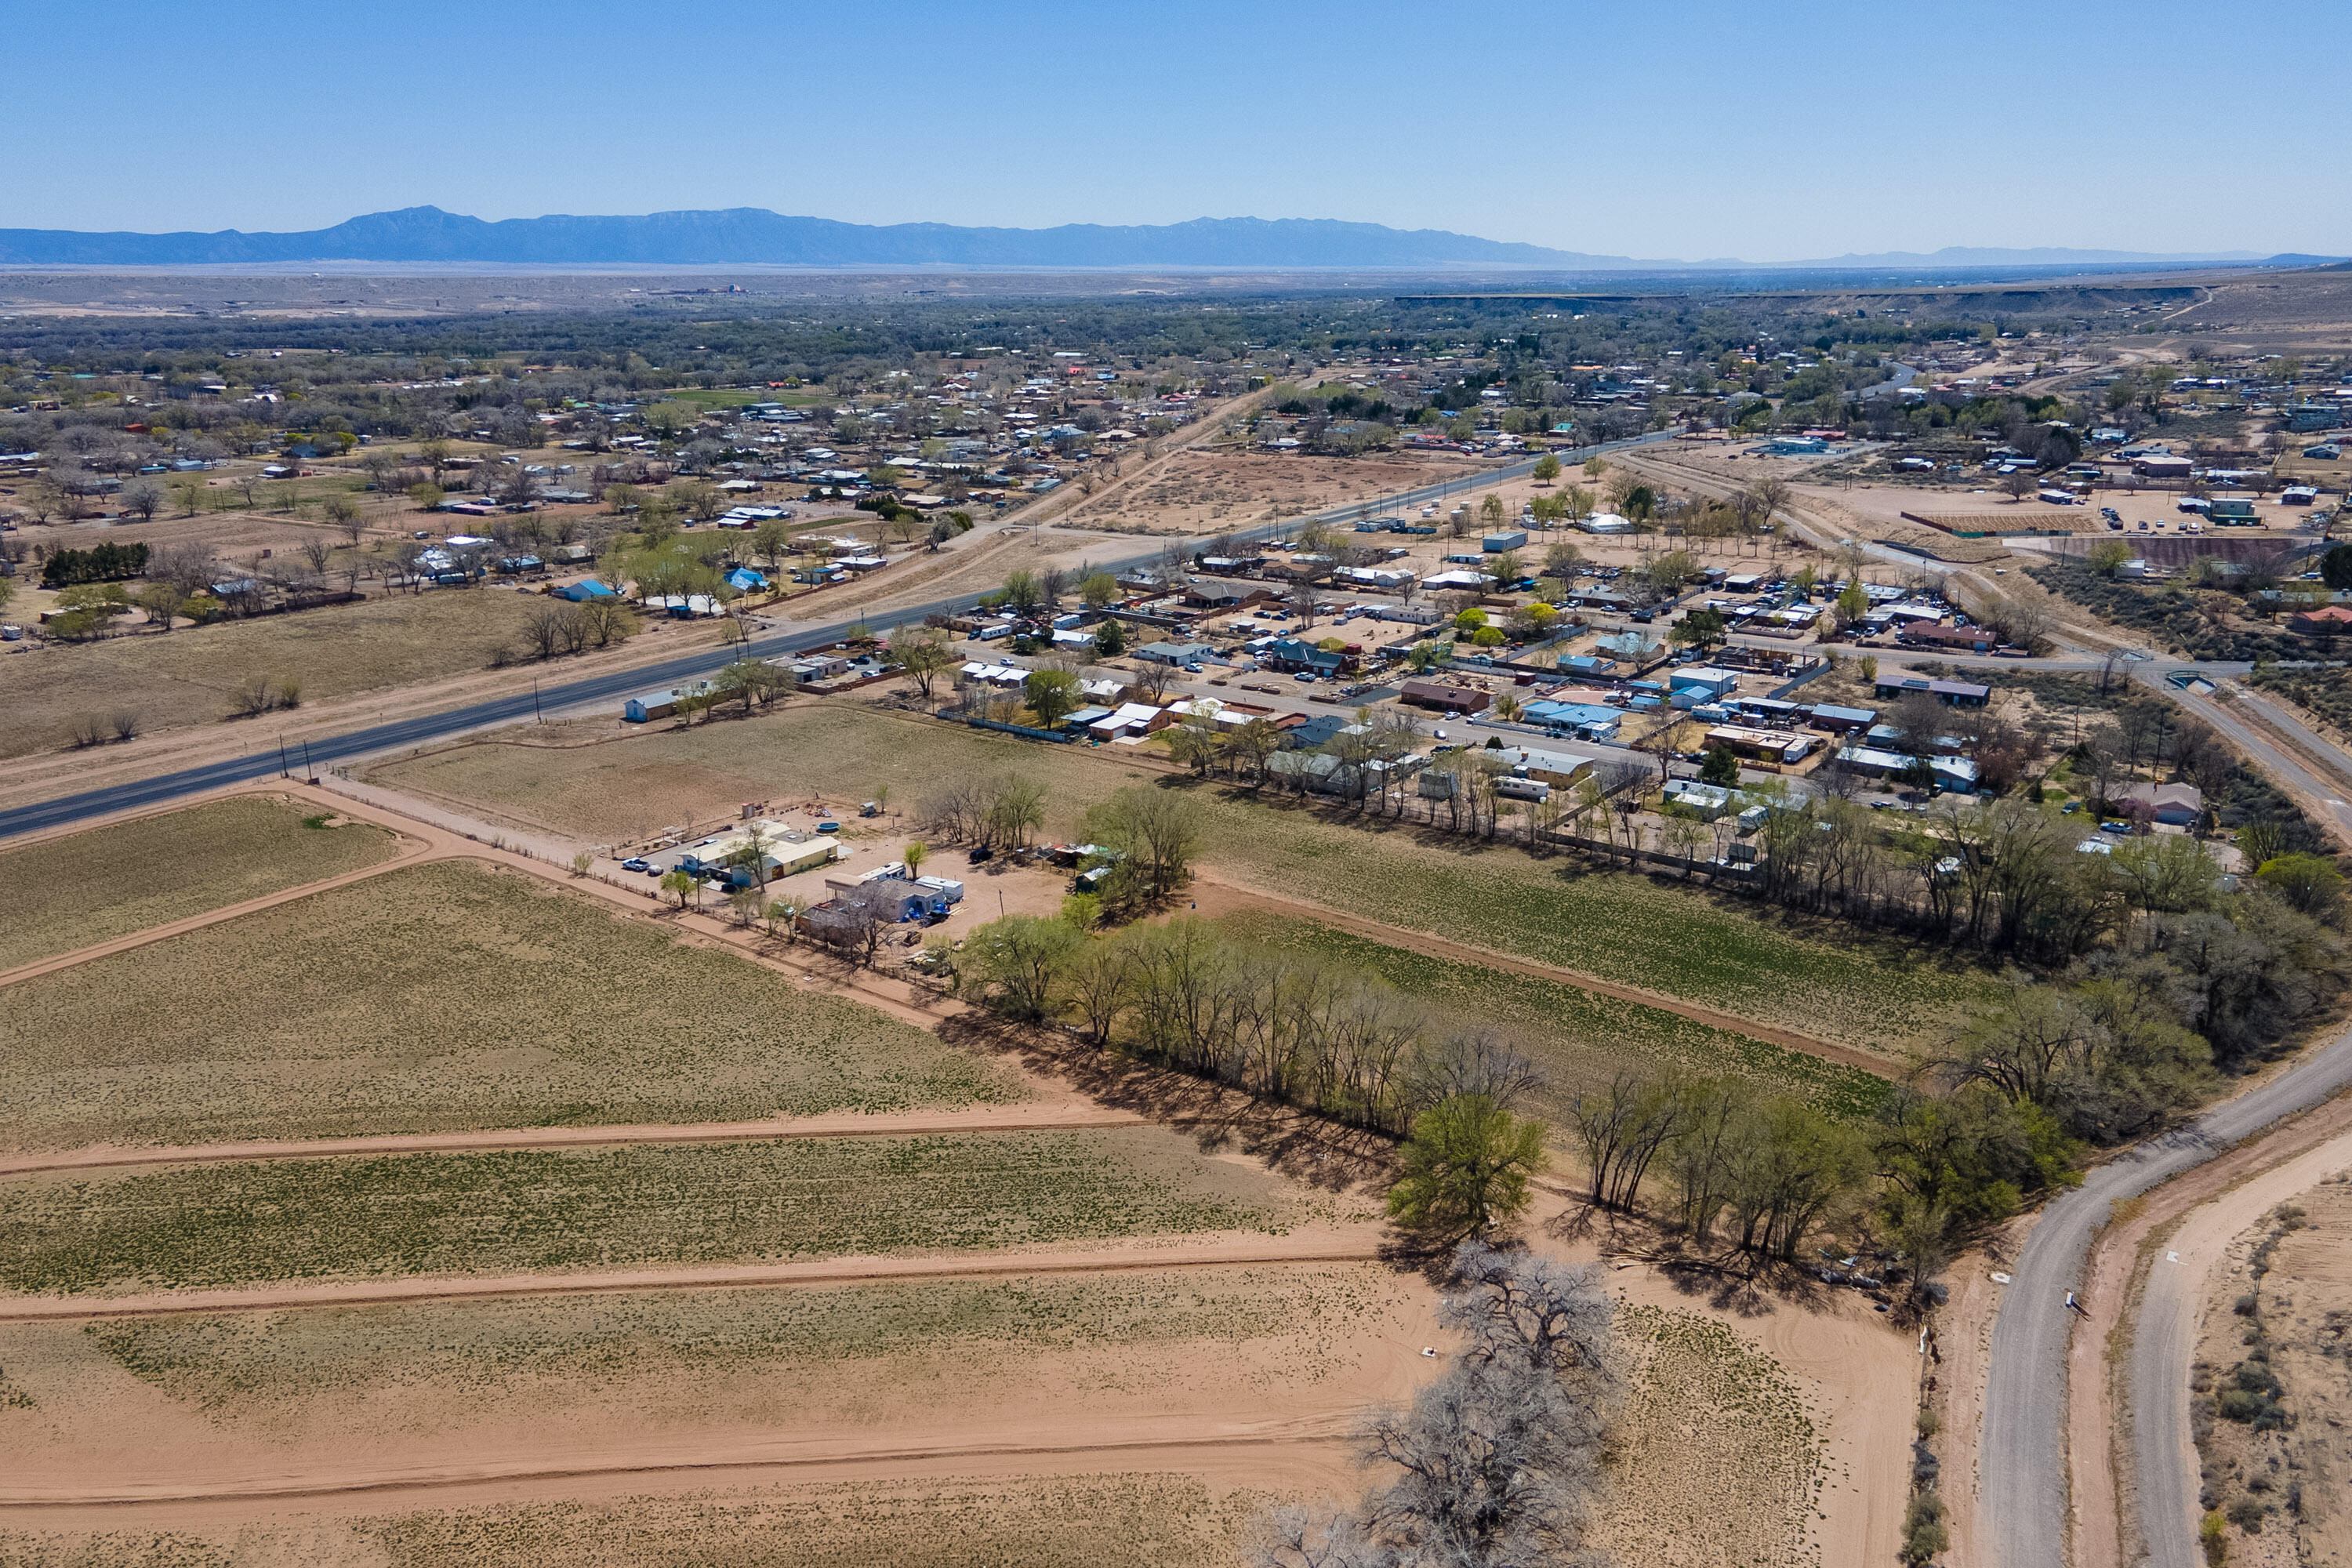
[0,1229,1390,1324]
[1187,875,1889,1073]
[0,1104,1155,1178]
[0,827,441,990]
[0,1428,1359,1512]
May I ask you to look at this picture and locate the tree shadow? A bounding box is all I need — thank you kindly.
[935,1012,1396,1196]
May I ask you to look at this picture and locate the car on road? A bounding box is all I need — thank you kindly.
[620,857,651,873]
[1628,608,1655,623]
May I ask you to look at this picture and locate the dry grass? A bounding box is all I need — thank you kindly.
[370,702,1138,846]
[0,796,397,971]
[1592,1305,1826,1568]
[0,590,539,759]
[0,1477,1268,1568]
[0,1127,1301,1295]
[78,1264,1411,1425]
[0,859,1022,1152]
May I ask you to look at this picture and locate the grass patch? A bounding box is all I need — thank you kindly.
[1218,913,1889,1120]
[0,590,540,759]
[1186,789,1991,1054]
[0,797,397,971]
[85,1263,1405,1414]
[1589,1305,1824,1568]
[0,859,1020,1152]
[358,1475,1265,1568]
[0,1127,1298,1296]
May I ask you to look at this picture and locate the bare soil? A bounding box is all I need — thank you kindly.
[1054,448,1490,536]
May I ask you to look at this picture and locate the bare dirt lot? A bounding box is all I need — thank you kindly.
[1054,448,1491,535]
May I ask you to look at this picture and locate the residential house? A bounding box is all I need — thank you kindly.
[2115,781,2204,826]
[1399,678,1490,713]
[1873,674,1991,708]
[1137,640,1215,666]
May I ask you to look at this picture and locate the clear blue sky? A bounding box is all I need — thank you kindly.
[13,0,2344,260]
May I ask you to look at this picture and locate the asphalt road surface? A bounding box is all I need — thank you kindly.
[0,432,1672,841]
[1979,1022,2352,1568]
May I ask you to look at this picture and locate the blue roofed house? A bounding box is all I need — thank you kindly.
[555,579,619,603]
[725,567,767,593]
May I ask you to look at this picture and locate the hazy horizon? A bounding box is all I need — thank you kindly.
[14,0,2347,260]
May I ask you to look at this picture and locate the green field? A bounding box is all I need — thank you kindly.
[81,1263,1404,1415]
[0,797,397,972]
[370,703,1993,1052]
[1218,913,1889,1120]
[0,859,1020,1152]
[1185,789,1992,1054]
[0,1127,1300,1296]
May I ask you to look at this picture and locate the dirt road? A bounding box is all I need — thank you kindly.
[1977,1020,2352,1568]
[0,1227,1392,1324]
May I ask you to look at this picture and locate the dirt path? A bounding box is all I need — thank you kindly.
[2070,1088,2352,1568]
[0,823,442,990]
[0,1425,1360,1512]
[1186,874,1889,1073]
[0,1226,1390,1324]
[0,1102,1153,1179]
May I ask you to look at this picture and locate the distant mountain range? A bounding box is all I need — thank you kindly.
[0,207,2331,271]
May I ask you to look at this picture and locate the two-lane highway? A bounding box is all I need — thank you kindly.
[0,431,1675,840]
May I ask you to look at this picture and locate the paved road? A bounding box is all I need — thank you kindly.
[0,432,1675,840]
[1980,1022,2352,1568]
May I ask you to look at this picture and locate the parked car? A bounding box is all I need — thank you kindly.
[620,857,651,873]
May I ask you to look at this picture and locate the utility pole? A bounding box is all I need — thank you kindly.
[278,735,289,779]
[301,739,314,779]
[533,677,542,724]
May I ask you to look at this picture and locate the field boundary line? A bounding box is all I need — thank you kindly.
[0,1105,1154,1178]
[0,1429,1355,1511]
[0,821,440,989]
[0,1232,1388,1323]
[1192,873,1888,1073]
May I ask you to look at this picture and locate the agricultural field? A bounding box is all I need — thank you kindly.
[0,795,397,971]
[0,1475,1272,1568]
[372,704,1995,1054]
[0,589,540,759]
[1185,791,1991,1057]
[0,859,1022,1151]
[0,1126,1309,1295]
[60,1264,1413,1429]
[1218,913,1890,1120]
[1591,1305,1827,1568]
